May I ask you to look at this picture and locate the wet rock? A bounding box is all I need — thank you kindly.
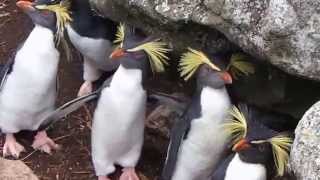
[146,92,189,138]
[90,0,320,80]
[0,158,38,179]
[290,101,320,179]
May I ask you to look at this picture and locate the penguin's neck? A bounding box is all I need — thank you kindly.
[198,86,230,120]
[110,64,144,91]
[225,154,267,180]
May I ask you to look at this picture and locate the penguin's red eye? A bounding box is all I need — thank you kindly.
[258,145,265,152]
[41,10,51,16]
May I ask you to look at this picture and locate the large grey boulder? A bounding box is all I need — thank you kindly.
[290,101,320,180]
[90,0,320,80]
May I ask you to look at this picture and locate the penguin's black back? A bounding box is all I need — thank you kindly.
[70,0,118,40]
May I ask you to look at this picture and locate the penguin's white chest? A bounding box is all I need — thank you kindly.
[91,66,145,175]
[172,87,231,180]
[66,26,118,71]
[0,26,59,133]
[225,154,267,180]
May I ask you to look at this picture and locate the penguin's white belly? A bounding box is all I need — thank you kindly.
[91,73,146,175]
[173,87,231,180]
[0,26,59,133]
[66,26,118,71]
[225,154,267,180]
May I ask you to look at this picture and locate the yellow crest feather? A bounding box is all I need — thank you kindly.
[179,48,221,81]
[268,134,293,176]
[36,0,72,43]
[223,105,248,143]
[227,53,255,79]
[127,40,171,73]
[114,23,125,48]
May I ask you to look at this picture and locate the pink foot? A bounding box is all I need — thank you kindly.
[98,176,111,180]
[32,131,59,154]
[2,134,25,158]
[119,167,140,180]
[77,81,93,97]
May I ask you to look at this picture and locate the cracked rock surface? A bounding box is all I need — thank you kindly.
[91,0,320,80]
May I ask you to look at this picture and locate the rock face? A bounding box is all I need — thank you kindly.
[90,0,320,80]
[0,158,38,179]
[290,101,320,179]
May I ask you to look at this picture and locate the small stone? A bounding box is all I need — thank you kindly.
[0,158,38,179]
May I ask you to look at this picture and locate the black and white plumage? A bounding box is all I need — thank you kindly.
[211,104,293,180]
[161,49,233,180]
[212,153,268,180]
[0,0,63,157]
[89,26,170,180]
[66,0,119,96]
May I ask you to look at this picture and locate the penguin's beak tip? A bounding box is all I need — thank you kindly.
[232,139,250,152]
[220,71,233,84]
[16,0,35,12]
[110,48,125,60]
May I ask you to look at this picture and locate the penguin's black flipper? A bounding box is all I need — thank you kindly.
[0,51,16,91]
[161,95,201,180]
[210,153,235,180]
[38,75,114,131]
[161,116,190,180]
[38,91,99,131]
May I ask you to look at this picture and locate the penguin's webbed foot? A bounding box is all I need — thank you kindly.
[2,133,25,158]
[32,131,60,154]
[98,176,111,180]
[77,81,93,97]
[119,167,140,180]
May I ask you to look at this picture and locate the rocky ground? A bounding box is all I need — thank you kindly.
[0,0,186,179]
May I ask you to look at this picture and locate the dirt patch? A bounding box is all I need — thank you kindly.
[0,0,183,179]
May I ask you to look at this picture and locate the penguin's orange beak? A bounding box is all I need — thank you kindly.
[16,0,35,12]
[232,139,250,152]
[219,71,233,84]
[110,48,125,60]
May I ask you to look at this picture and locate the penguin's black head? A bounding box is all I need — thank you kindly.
[226,105,293,176]
[16,0,57,32]
[110,29,148,65]
[110,24,170,72]
[230,104,281,164]
[179,49,232,88]
[232,120,275,164]
[197,65,232,89]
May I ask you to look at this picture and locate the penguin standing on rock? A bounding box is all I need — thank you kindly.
[65,0,119,97]
[212,105,293,180]
[161,49,233,180]
[0,0,71,157]
[91,25,170,180]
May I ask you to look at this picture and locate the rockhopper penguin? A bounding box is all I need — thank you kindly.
[66,0,119,97]
[0,0,71,157]
[161,49,233,180]
[211,104,293,180]
[91,24,170,180]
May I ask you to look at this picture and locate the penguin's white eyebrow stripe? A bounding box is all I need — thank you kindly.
[250,140,267,144]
